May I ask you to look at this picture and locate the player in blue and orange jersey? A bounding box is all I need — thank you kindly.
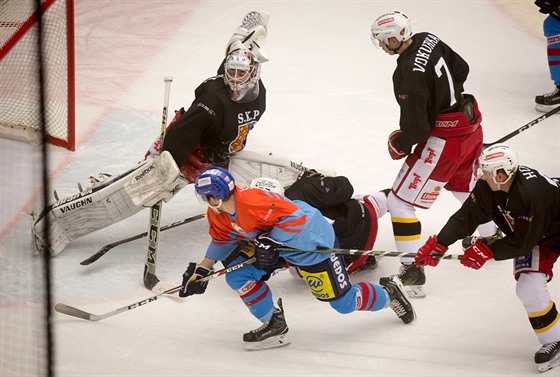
[177,167,416,350]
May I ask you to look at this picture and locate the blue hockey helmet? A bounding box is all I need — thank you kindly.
[195,166,236,203]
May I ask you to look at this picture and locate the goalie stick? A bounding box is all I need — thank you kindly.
[482,105,560,148]
[144,76,173,290]
[55,257,256,321]
[79,213,206,266]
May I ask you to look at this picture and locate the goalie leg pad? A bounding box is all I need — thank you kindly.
[32,211,70,257]
[31,154,188,256]
[32,166,146,256]
[229,150,336,189]
[124,151,188,207]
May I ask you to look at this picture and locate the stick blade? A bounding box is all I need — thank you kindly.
[79,250,107,265]
[54,303,100,321]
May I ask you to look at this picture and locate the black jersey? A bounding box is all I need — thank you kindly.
[285,175,372,250]
[437,166,560,260]
[393,32,469,153]
[162,75,266,167]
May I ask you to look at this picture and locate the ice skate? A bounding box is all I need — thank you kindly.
[380,276,416,324]
[243,298,291,350]
[461,229,504,251]
[535,341,560,373]
[535,86,560,113]
[380,262,426,298]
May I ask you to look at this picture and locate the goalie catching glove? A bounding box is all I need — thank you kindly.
[179,263,213,297]
[253,234,281,269]
[226,11,270,63]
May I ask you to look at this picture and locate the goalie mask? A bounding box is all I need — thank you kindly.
[479,143,519,185]
[370,10,412,49]
[195,166,236,210]
[224,48,260,103]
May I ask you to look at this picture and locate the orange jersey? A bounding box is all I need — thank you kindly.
[204,186,335,266]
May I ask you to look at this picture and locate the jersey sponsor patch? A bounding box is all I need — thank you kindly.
[419,184,442,204]
[393,137,447,209]
[299,270,336,300]
[298,253,351,301]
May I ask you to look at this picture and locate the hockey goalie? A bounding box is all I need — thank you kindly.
[31,11,333,256]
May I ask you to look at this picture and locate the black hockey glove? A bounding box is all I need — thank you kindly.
[179,262,212,297]
[535,0,555,14]
[253,234,282,269]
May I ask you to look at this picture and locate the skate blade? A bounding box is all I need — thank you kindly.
[404,285,426,299]
[535,103,560,113]
[537,354,560,372]
[243,333,291,351]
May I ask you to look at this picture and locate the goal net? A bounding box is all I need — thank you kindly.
[0,0,75,150]
[1,2,57,375]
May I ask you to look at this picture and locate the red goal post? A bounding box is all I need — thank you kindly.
[0,0,75,151]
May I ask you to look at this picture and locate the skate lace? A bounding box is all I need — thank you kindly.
[390,299,407,317]
[398,264,420,285]
[539,342,559,354]
[398,263,410,277]
[249,322,269,334]
[543,87,560,98]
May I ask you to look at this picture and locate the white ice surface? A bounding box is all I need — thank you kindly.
[1,1,559,376]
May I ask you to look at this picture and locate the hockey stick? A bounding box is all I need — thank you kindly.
[482,105,560,148]
[276,246,462,261]
[144,76,173,290]
[55,257,256,322]
[79,213,206,266]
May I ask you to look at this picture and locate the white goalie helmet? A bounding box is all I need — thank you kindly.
[224,47,260,103]
[479,143,519,183]
[250,177,285,195]
[370,10,412,46]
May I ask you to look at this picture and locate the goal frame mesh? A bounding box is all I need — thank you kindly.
[0,0,75,151]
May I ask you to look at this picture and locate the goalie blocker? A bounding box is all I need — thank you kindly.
[31,150,335,256]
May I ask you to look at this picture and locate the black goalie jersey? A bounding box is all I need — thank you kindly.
[162,74,266,167]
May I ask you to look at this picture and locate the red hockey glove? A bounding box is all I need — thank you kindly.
[388,130,406,160]
[460,239,494,270]
[415,235,448,267]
